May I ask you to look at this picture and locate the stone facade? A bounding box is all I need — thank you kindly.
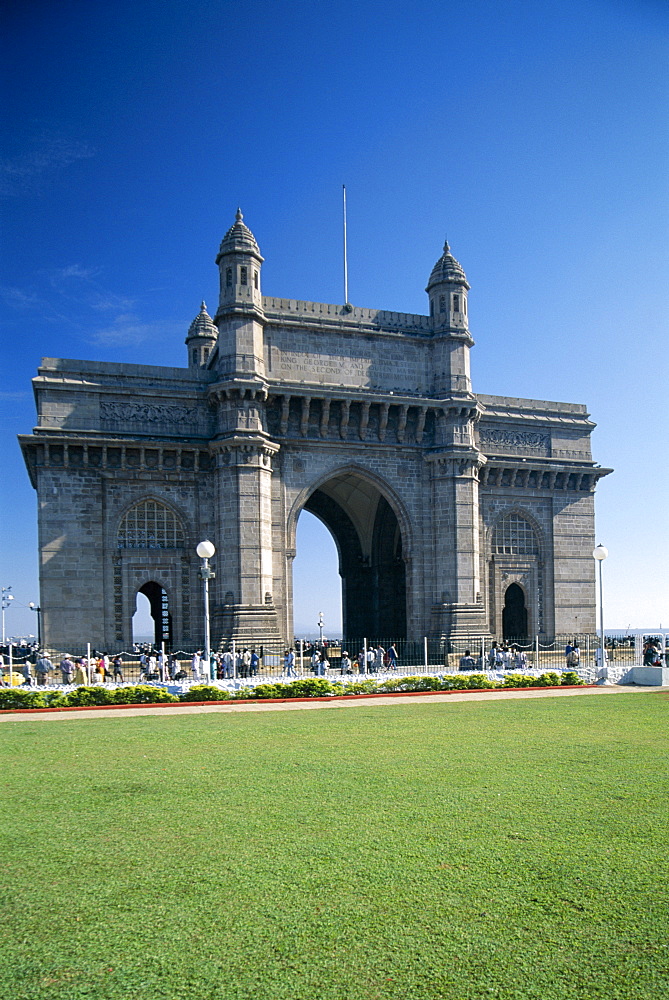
[20,211,611,651]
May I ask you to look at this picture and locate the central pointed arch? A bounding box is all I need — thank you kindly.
[290,467,410,642]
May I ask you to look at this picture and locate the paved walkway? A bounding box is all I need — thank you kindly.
[0,684,664,723]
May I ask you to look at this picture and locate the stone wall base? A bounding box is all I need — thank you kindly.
[430,602,491,641]
[214,605,283,649]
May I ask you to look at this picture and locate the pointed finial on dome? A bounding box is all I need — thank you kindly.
[426,235,470,292]
[217,207,263,263]
[200,300,207,312]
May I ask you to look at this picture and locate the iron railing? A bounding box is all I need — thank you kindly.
[3,633,665,687]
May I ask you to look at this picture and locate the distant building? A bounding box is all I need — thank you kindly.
[20,210,611,651]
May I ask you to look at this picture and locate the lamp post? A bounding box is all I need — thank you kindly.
[2,587,14,645]
[593,545,608,675]
[318,611,324,647]
[196,541,216,674]
[28,602,42,648]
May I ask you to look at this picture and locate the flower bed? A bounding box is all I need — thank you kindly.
[0,672,587,712]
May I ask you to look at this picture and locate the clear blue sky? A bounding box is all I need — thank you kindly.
[1,0,667,640]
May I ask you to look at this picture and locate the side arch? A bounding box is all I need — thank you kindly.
[486,507,545,639]
[502,581,528,642]
[134,580,173,647]
[111,495,194,651]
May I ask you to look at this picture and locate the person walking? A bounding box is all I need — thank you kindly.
[112,654,125,683]
[487,642,504,669]
[222,648,234,678]
[91,657,104,684]
[284,648,296,677]
[511,645,527,670]
[191,651,201,681]
[74,656,88,687]
[565,641,580,670]
[565,640,579,670]
[59,655,75,685]
[138,651,149,682]
[35,652,53,686]
[387,644,398,670]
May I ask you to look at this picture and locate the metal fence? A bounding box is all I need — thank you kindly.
[3,633,665,687]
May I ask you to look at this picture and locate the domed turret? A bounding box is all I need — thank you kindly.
[426,239,470,332]
[215,208,264,315]
[185,301,217,369]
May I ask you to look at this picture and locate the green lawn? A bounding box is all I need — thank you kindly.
[1,693,667,999]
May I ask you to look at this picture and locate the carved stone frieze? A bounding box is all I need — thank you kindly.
[100,400,201,431]
[479,426,550,457]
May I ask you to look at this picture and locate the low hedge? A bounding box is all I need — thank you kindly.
[0,672,586,711]
[112,686,179,704]
[180,684,232,702]
[0,685,180,710]
[0,689,50,710]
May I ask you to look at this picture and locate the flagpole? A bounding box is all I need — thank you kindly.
[343,184,349,306]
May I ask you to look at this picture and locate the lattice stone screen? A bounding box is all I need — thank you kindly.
[117,500,185,549]
[492,513,538,556]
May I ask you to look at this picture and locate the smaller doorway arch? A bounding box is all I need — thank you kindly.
[503,583,527,642]
[135,582,172,648]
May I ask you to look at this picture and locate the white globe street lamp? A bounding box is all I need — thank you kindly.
[196,541,216,675]
[28,602,42,648]
[593,545,608,676]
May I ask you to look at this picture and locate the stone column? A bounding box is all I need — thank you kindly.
[211,436,281,646]
[425,420,489,639]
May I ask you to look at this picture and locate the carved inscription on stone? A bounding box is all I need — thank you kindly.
[272,348,423,392]
[479,426,550,457]
[277,351,368,379]
[101,401,200,431]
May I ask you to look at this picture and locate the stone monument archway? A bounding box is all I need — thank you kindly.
[20,210,611,653]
